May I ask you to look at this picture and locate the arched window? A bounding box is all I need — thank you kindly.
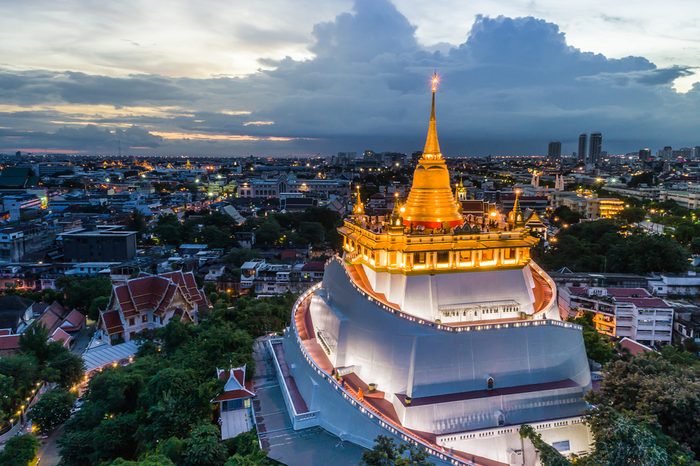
[498,414,505,426]
[487,377,494,390]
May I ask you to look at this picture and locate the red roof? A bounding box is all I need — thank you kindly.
[160,271,208,309]
[0,335,20,351]
[50,327,72,347]
[212,389,254,402]
[301,261,325,272]
[101,310,124,335]
[615,297,671,309]
[37,308,63,333]
[606,288,650,298]
[619,337,655,356]
[60,309,86,332]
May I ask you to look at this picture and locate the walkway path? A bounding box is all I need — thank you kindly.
[252,337,365,466]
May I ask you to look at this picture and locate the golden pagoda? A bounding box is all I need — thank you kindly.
[401,73,464,229]
[338,75,539,275]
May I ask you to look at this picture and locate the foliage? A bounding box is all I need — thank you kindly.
[182,424,229,466]
[19,324,51,363]
[110,454,175,466]
[550,206,581,227]
[569,313,614,364]
[127,209,149,239]
[46,343,85,388]
[0,434,40,466]
[582,408,692,465]
[617,206,646,224]
[56,275,112,316]
[29,388,75,434]
[223,430,273,465]
[362,435,431,466]
[588,351,700,457]
[518,425,570,466]
[535,220,688,274]
[60,293,294,466]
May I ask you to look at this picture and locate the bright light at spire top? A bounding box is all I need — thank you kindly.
[431,72,439,92]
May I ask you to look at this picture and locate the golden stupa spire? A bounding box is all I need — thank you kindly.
[401,73,464,229]
[422,73,441,160]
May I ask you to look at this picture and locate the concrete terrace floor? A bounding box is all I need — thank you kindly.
[252,337,365,466]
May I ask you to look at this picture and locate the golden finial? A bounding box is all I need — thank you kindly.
[422,72,442,160]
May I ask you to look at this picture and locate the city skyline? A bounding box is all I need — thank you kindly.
[2,0,700,156]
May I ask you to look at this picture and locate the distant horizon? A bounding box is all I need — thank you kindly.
[1,0,699,155]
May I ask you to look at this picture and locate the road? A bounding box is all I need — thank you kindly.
[36,426,63,466]
[34,326,93,466]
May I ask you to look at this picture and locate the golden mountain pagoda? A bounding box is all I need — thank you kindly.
[268,76,592,466]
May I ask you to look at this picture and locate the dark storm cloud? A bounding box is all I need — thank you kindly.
[1,0,699,155]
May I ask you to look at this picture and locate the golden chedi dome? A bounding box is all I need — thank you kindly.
[402,74,464,229]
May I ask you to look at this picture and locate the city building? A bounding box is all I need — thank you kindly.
[588,133,602,167]
[548,141,562,162]
[61,225,137,262]
[648,272,700,297]
[211,366,256,440]
[268,79,592,465]
[578,134,587,165]
[97,271,207,344]
[549,192,624,219]
[558,286,673,346]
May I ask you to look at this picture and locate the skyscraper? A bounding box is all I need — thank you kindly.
[589,132,603,166]
[547,141,562,161]
[578,133,587,165]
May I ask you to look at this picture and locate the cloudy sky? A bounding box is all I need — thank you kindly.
[2,0,699,156]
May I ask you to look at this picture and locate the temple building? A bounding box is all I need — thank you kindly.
[268,75,592,465]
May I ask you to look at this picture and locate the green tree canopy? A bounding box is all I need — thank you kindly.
[29,388,75,434]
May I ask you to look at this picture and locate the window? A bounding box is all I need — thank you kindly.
[142,315,148,323]
[415,252,426,264]
[437,251,449,264]
[487,377,494,390]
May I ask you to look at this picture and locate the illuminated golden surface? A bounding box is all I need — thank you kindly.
[402,73,463,229]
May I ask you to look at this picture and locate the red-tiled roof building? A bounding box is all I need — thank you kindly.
[211,365,255,440]
[97,270,208,344]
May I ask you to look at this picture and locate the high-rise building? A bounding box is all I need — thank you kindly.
[589,132,602,166]
[269,78,592,465]
[578,133,587,165]
[639,148,652,162]
[548,141,562,161]
[694,146,700,160]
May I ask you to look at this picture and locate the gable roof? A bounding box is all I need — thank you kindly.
[212,365,255,403]
[159,271,208,309]
[50,327,72,348]
[0,334,20,352]
[101,310,124,336]
[60,309,86,332]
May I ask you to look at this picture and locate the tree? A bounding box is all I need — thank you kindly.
[590,352,700,457]
[0,374,16,423]
[89,296,109,321]
[19,323,51,363]
[110,453,175,466]
[127,209,148,239]
[47,348,85,388]
[362,435,431,466]
[56,276,112,313]
[617,206,646,224]
[519,425,570,466]
[0,434,40,466]
[569,313,614,364]
[29,388,75,434]
[551,206,580,227]
[583,408,691,465]
[182,424,228,466]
